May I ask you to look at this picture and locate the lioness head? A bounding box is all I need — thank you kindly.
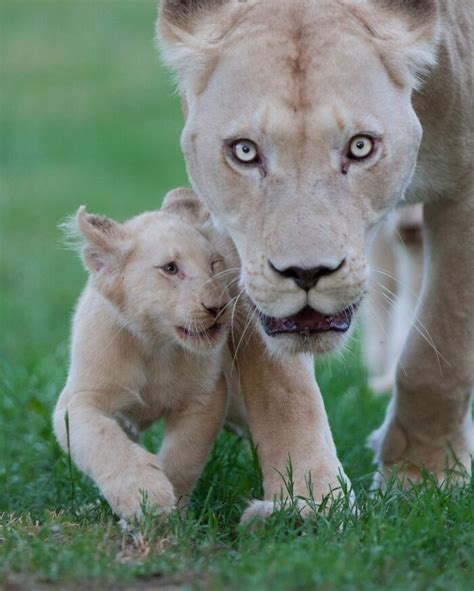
[71,189,230,353]
[158,0,438,355]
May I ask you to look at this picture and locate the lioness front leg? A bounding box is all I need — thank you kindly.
[157,375,228,504]
[53,392,175,519]
[371,195,474,486]
[236,331,350,522]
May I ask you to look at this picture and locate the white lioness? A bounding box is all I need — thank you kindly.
[158,0,473,518]
[53,189,233,519]
[363,204,424,394]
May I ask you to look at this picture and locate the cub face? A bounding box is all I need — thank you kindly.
[123,213,230,352]
[72,203,230,353]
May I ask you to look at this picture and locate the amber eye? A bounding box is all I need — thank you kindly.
[231,139,260,164]
[348,135,375,160]
[161,262,179,275]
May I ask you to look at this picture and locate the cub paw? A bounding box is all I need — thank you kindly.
[102,461,176,519]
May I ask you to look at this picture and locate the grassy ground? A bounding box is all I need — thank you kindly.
[1,2,473,590]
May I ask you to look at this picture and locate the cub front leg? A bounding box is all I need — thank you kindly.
[371,195,474,486]
[236,331,350,522]
[53,391,176,519]
[157,374,228,505]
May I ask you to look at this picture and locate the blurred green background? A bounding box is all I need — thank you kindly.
[2,3,472,589]
[1,0,186,363]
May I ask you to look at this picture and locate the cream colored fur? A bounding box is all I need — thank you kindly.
[53,189,234,519]
[158,0,473,518]
[363,204,424,394]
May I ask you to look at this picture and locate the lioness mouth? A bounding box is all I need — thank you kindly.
[258,305,357,336]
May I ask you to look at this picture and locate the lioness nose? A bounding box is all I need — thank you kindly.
[202,303,226,318]
[269,259,345,291]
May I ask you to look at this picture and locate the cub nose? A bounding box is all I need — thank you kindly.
[202,303,226,319]
[269,259,345,291]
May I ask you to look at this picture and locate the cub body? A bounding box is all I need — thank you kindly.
[53,189,231,519]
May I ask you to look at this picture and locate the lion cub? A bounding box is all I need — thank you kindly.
[53,189,231,519]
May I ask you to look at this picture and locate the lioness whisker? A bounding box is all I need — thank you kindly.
[371,266,421,301]
[231,299,259,371]
[377,284,450,372]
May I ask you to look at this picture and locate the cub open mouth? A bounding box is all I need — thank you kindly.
[258,305,357,337]
[176,323,223,340]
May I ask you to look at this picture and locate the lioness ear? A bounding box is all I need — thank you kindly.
[75,206,128,274]
[160,0,228,28]
[363,0,440,89]
[157,0,232,94]
[161,188,210,225]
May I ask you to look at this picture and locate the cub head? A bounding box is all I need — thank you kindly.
[158,0,439,355]
[70,189,230,353]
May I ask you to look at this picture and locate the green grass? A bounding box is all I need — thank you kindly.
[1,2,472,590]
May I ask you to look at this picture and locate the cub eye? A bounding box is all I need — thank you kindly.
[211,258,224,273]
[231,139,260,164]
[160,262,179,275]
[348,135,375,160]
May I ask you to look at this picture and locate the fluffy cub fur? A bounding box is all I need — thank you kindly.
[53,189,232,519]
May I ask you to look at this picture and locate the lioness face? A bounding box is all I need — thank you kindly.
[160,0,437,355]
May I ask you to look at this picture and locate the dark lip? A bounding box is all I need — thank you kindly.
[176,323,223,340]
[256,304,359,337]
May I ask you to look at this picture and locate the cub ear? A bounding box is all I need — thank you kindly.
[68,206,128,274]
[364,0,440,88]
[161,188,210,226]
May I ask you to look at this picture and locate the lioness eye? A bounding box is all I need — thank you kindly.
[348,135,374,159]
[161,262,179,275]
[231,140,260,164]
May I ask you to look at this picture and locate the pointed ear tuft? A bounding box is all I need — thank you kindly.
[73,206,127,274]
[364,0,440,89]
[157,0,233,94]
[160,0,228,28]
[161,188,210,226]
[374,1,438,26]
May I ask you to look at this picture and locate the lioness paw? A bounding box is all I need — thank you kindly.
[240,500,276,524]
[102,462,176,520]
[240,498,317,524]
[368,373,394,396]
[370,415,473,490]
